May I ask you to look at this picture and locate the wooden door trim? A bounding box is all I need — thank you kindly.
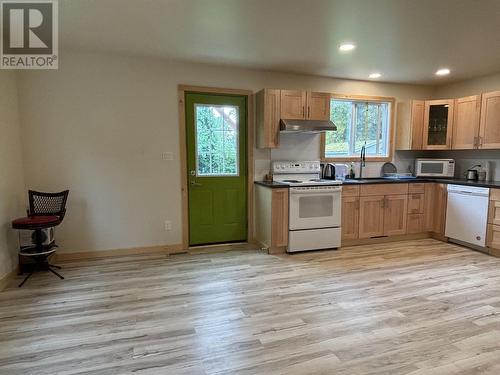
[178,85,254,250]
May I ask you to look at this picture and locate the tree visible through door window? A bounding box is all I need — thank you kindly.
[195,104,239,176]
[324,99,391,158]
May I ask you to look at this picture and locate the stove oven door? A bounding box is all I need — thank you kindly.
[289,186,341,230]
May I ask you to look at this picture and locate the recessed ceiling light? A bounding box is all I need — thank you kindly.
[435,68,450,76]
[369,73,381,79]
[339,43,356,52]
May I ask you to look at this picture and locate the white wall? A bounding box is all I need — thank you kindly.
[17,51,434,253]
[434,72,500,98]
[0,72,26,279]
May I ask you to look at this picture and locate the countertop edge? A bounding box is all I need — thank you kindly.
[254,179,500,189]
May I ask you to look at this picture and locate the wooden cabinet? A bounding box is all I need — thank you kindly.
[423,99,454,150]
[254,185,288,253]
[358,184,409,239]
[487,189,500,256]
[423,183,448,235]
[359,195,385,238]
[280,90,306,120]
[342,196,359,240]
[408,193,425,214]
[256,88,330,148]
[383,195,408,236]
[396,100,425,150]
[256,89,281,148]
[280,90,330,121]
[307,91,330,120]
[271,189,289,248]
[407,214,424,234]
[452,95,481,150]
[479,91,500,149]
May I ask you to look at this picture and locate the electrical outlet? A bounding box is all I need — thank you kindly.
[162,152,174,161]
[164,220,172,231]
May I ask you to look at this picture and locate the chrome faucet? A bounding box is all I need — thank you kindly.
[359,143,366,178]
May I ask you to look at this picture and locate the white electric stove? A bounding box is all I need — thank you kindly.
[272,161,342,252]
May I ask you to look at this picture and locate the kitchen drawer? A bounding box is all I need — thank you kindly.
[408,183,425,194]
[408,193,425,214]
[360,183,408,196]
[342,185,360,197]
[407,214,424,234]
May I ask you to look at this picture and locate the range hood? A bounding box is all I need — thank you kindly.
[280,119,337,133]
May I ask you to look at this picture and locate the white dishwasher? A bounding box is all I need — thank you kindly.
[445,184,490,249]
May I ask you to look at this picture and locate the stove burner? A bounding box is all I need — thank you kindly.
[282,179,302,183]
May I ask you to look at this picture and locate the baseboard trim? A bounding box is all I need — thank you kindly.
[0,268,17,292]
[56,243,185,262]
[341,233,430,247]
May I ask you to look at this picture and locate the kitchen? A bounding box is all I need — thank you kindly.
[4,1,500,373]
[254,88,500,256]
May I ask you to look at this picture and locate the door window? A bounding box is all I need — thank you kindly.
[195,104,239,176]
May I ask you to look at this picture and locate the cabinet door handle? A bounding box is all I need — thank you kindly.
[302,106,305,117]
[473,136,478,148]
[479,136,483,148]
[307,106,310,118]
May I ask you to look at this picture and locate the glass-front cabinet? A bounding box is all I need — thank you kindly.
[423,99,454,149]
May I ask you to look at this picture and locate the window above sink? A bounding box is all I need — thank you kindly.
[321,94,395,162]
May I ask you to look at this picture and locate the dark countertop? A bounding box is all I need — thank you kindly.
[254,180,289,188]
[255,178,500,189]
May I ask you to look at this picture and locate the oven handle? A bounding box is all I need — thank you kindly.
[290,188,342,195]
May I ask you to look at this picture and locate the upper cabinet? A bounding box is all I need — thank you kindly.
[396,100,425,150]
[256,89,281,149]
[479,91,500,149]
[306,91,331,120]
[280,90,306,120]
[452,95,481,150]
[256,89,331,148]
[423,99,455,150]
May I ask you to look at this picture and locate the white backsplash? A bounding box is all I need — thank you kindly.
[254,133,415,180]
[254,134,500,182]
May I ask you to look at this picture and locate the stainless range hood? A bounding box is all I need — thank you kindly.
[280,119,337,133]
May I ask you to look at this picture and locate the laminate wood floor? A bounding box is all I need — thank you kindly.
[2,239,500,374]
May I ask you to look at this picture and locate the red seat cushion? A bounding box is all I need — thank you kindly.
[12,215,60,229]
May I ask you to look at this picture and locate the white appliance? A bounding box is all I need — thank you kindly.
[445,184,490,250]
[272,161,342,252]
[415,158,455,177]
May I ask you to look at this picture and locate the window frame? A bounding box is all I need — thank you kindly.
[320,94,396,162]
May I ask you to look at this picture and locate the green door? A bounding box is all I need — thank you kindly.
[185,93,247,246]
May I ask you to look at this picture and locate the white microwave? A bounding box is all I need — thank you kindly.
[415,158,455,177]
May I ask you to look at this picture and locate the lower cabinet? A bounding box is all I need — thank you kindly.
[383,195,408,236]
[255,185,288,253]
[358,194,408,238]
[340,182,449,243]
[487,189,500,255]
[407,214,424,234]
[359,196,385,238]
[341,196,359,240]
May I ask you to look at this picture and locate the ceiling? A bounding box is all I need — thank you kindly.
[60,0,500,85]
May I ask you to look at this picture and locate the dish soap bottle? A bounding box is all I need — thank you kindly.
[349,162,355,179]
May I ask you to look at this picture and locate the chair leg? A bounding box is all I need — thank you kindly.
[49,264,62,269]
[18,271,34,287]
[48,267,64,280]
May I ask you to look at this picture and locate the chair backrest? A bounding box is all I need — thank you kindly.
[28,190,69,219]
